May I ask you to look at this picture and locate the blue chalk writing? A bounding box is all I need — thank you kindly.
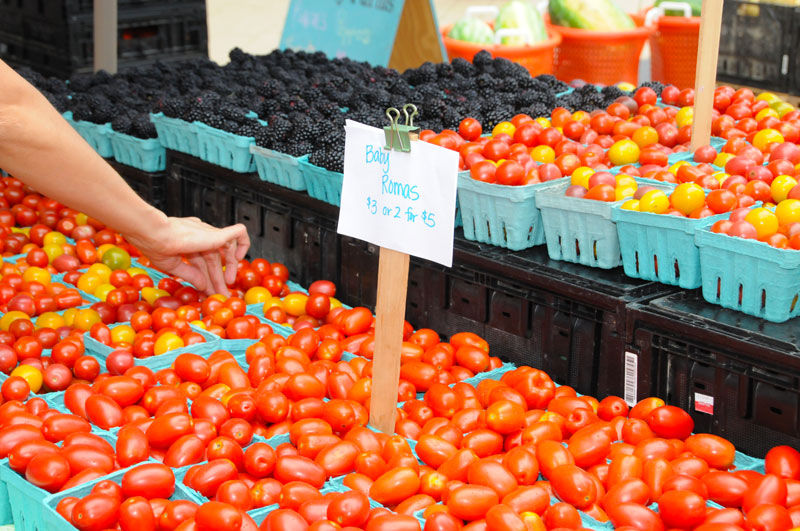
[365,145,390,173]
[381,174,419,201]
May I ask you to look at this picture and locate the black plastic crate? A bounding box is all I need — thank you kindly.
[0,0,204,22]
[793,7,800,95]
[717,0,795,92]
[109,160,165,211]
[0,1,206,78]
[626,290,800,457]
[166,152,233,229]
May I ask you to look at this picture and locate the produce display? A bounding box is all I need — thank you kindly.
[548,0,635,30]
[448,1,549,45]
[0,160,795,531]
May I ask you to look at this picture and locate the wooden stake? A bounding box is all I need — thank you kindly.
[94,0,118,73]
[690,0,724,151]
[368,247,410,433]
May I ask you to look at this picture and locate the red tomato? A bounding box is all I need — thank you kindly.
[658,489,707,529]
[25,453,71,492]
[765,446,800,480]
[71,493,120,531]
[646,406,694,439]
[119,496,156,531]
[195,501,242,531]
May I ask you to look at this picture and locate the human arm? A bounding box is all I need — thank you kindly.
[0,60,249,295]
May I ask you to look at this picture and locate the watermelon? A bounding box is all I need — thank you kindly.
[548,0,636,30]
[447,16,494,45]
[495,1,548,45]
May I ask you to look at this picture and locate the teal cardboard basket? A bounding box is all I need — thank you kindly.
[109,130,166,172]
[151,112,200,157]
[696,226,800,323]
[612,205,728,289]
[457,172,554,251]
[195,122,256,173]
[251,145,308,191]
[70,119,114,158]
[300,158,343,206]
[536,178,674,269]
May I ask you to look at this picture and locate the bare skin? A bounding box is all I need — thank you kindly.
[0,60,249,295]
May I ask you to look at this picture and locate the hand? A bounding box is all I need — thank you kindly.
[125,217,250,296]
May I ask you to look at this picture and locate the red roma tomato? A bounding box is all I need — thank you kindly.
[369,467,421,507]
[42,413,91,442]
[485,400,525,434]
[606,502,665,531]
[25,453,71,492]
[467,459,518,499]
[190,459,239,498]
[85,394,125,430]
[765,446,800,480]
[598,396,629,420]
[207,436,245,471]
[261,508,310,531]
[164,435,205,468]
[194,501,242,531]
[658,489,707,529]
[315,440,360,477]
[8,439,59,473]
[327,491,371,528]
[273,455,327,489]
[550,464,597,509]
[96,375,145,408]
[416,434,458,469]
[217,480,253,511]
[743,475,787,513]
[485,504,526,531]
[536,439,575,479]
[602,477,651,510]
[503,446,539,486]
[0,424,44,458]
[244,442,277,478]
[71,493,120,531]
[746,504,793,531]
[502,485,550,515]
[446,484,499,521]
[145,412,193,448]
[702,470,748,508]
[122,463,175,499]
[544,501,582,529]
[685,434,736,470]
[116,425,150,468]
[119,496,156,531]
[646,405,694,439]
[568,424,613,469]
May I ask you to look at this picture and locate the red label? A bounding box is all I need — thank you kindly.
[694,393,714,415]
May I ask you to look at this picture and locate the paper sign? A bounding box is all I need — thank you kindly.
[280,0,405,65]
[337,120,459,267]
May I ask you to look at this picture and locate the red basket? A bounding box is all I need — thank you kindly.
[441,25,562,76]
[547,14,654,85]
[645,7,700,89]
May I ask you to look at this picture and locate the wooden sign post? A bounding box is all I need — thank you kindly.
[337,110,459,433]
[690,0,724,151]
[280,0,445,71]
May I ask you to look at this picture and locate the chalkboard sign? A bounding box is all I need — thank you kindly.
[280,0,445,71]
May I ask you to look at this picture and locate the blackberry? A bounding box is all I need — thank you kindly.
[221,120,240,133]
[111,113,134,135]
[220,104,248,123]
[161,97,187,118]
[480,104,514,130]
[132,115,157,139]
[285,142,313,157]
[254,127,271,148]
[237,121,260,138]
[268,116,293,142]
[472,50,493,69]
[46,93,70,113]
[528,102,551,118]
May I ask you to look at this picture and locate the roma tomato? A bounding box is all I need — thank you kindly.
[646,406,694,440]
[122,463,175,499]
[71,493,120,531]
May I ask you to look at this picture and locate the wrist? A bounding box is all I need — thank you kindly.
[122,206,171,252]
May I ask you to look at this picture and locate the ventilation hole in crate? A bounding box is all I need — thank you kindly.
[653,255,659,276]
[694,382,706,390]
[486,220,491,238]
[593,241,598,260]
[271,225,281,233]
[771,406,783,415]
[717,278,721,299]
[575,240,581,257]
[674,259,680,279]
[635,251,639,273]
[558,236,562,250]
[761,289,767,311]
[502,311,511,318]
[461,298,470,305]
[739,284,744,306]
[791,294,798,312]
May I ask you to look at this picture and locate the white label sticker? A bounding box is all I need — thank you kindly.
[695,392,714,414]
[338,120,459,267]
[624,351,638,406]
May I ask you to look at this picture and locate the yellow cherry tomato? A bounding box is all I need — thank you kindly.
[10,365,42,394]
[75,213,89,226]
[755,108,779,122]
[668,160,689,175]
[35,312,66,330]
[670,183,706,216]
[190,320,207,329]
[492,121,516,137]
[617,82,636,92]
[61,308,78,327]
[776,199,800,226]
[535,117,551,128]
[639,190,670,214]
[530,145,556,164]
[87,263,112,283]
[756,92,780,103]
[22,266,51,285]
[571,167,595,189]
[263,297,284,311]
[111,324,136,345]
[72,309,102,332]
[244,286,271,305]
[572,111,589,122]
[615,174,637,188]
[608,139,641,166]
[745,208,779,238]
[96,244,115,261]
[713,153,735,168]
[329,297,343,309]
[154,332,185,356]
[282,293,309,317]
[77,273,102,295]
[753,129,784,152]
[714,172,730,184]
[632,126,659,148]
[93,283,116,302]
[42,231,67,247]
[676,107,694,128]
[0,311,30,331]
[620,199,640,211]
[615,185,637,201]
[42,244,64,263]
[127,267,148,278]
[771,175,798,203]
[772,102,795,119]
[522,512,546,531]
[141,287,170,305]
